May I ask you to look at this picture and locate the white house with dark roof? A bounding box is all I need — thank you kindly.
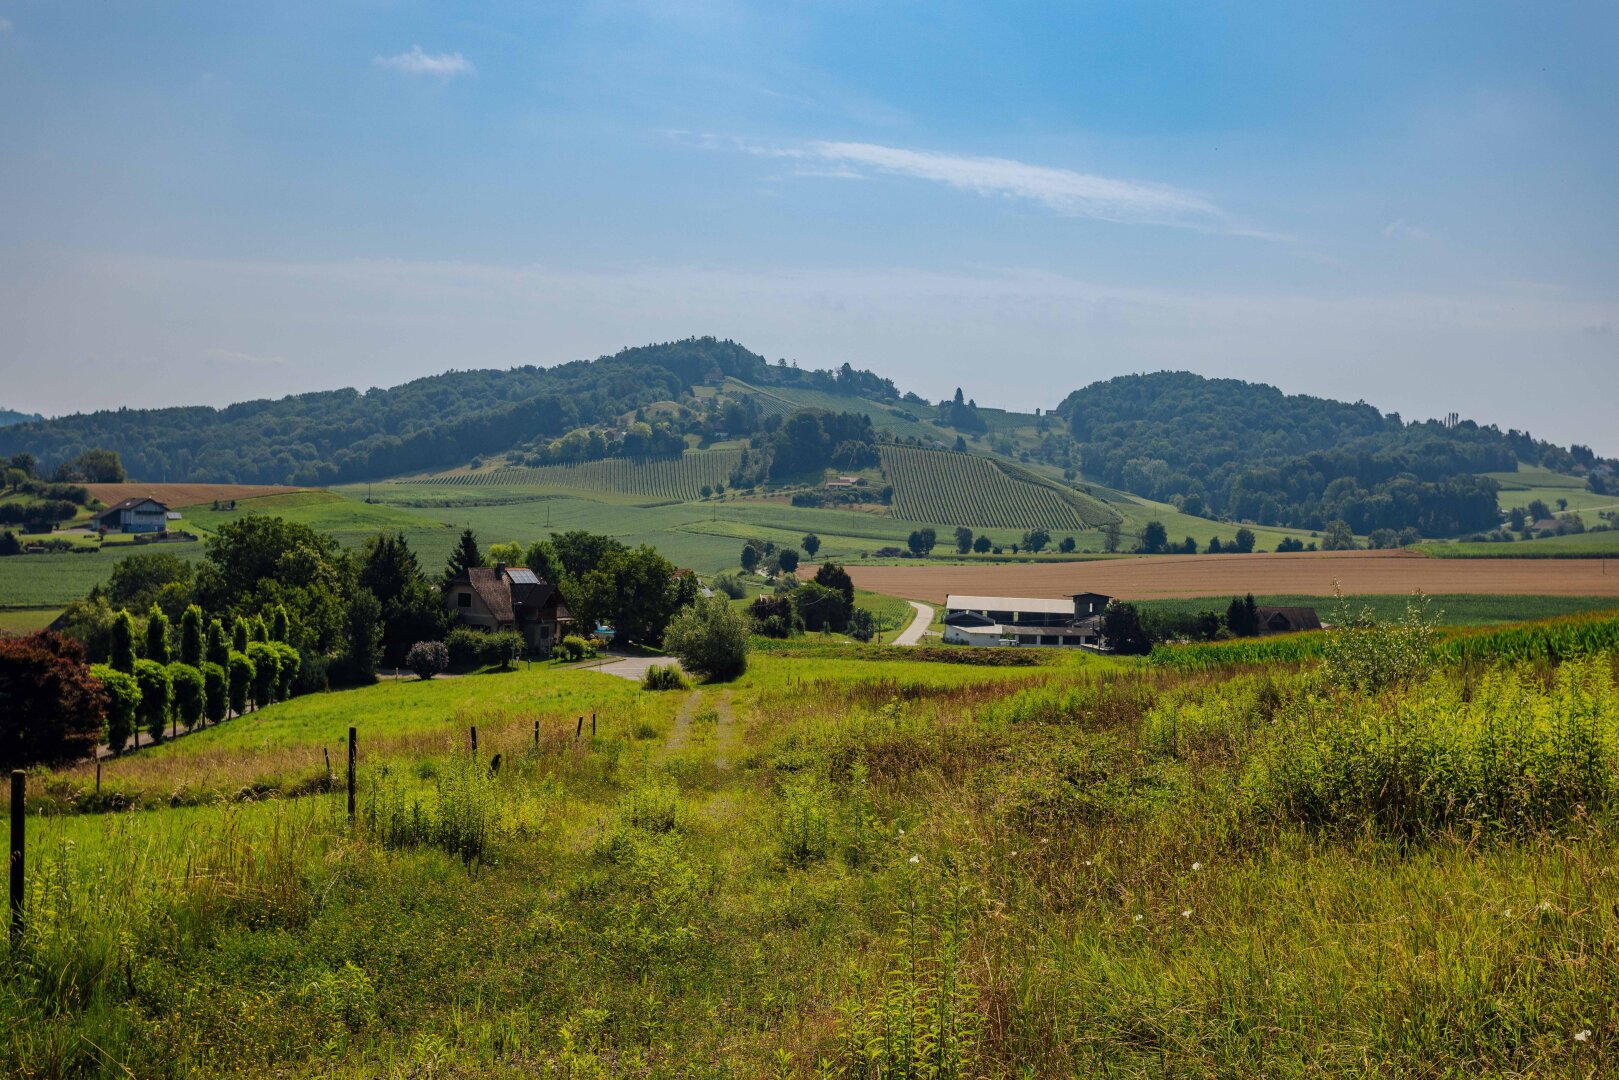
[942,591,1112,648]
[95,496,169,533]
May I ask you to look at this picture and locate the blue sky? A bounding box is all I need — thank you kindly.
[1,1,1616,452]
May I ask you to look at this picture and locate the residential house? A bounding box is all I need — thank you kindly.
[443,565,571,653]
[95,496,170,534]
[1254,606,1323,634]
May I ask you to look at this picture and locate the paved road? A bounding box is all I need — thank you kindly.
[590,653,686,681]
[893,601,934,646]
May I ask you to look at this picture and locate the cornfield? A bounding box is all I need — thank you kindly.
[414,450,743,502]
[879,446,1116,531]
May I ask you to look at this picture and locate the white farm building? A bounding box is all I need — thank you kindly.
[941,592,1111,648]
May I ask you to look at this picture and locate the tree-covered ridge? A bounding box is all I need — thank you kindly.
[0,408,44,427]
[1057,371,1612,536]
[0,339,898,487]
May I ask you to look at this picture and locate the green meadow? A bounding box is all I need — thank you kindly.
[10,629,1619,1076]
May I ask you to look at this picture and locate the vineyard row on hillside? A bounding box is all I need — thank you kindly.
[410,450,744,502]
[879,445,1116,532]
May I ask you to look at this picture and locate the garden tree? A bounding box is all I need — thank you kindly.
[200,662,227,724]
[205,619,229,669]
[246,642,279,709]
[250,615,270,644]
[1527,499,1552,522]
[169,663,205,731]
[740,543,760,573]
[522,538,565,584]
[106,552,194,615]
[145,603,171,664]
[1508,506,1527,530]
[1101,601,1153,656]
[1136,521,1169,554]
[110,609,137,673]
[270,604,290,643]
[566,545,683,647]
[777,548,800,574]
[0,631,109,766]
[227,652,254,716]
[195,515,347,653]
[801,533,820,558]
[1321,519,1357,551]
[358,531,446,668]
[1225,594,1261,638]
[52,596,121,662]
[812,561,856,622]
[272,643,300,700]
[92,663,139,754]
[406,641,450,680]
[342,589,383,685]
[748,594,800,638]
[954,527,974,554]
[662,595,750,680]
[847,607,877,643]
[1022,528,1051,553]
[1233,528,1257,554]
[972,535,992,554]
[906,528,937,556]
[794,582,848,633]
[1103,521,1122,553]
[444,528,484,582]
[232,616,249,653]
[53,447,126,483]
[1059,536,1076,553]
[179,604,204,666]
[673,570,702,611]
[486,540,524,566]
[1208,537,1224,554]
[133,659,172,743]
[549,529,628,581]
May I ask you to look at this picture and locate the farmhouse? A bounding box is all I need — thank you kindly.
[443,565,571,653]
[95,496,170,534]
[942,591,1110,648]
[1255,606,1322,634]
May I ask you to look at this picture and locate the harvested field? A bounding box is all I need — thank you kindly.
[832,549,1619,604]
[84,482,309,508]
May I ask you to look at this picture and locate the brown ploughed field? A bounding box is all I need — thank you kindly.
[835,549,1619,604]
[85,483,308,508]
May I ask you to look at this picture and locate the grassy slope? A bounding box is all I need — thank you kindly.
[1426,531,1619,559]
[14,642,1619,1076]
[1136,592,1619,626]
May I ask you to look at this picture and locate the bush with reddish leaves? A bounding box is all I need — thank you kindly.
[0,630,108,767]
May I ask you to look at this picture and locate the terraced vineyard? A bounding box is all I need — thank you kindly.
[879,445,1120,531]
[412,450,743,502]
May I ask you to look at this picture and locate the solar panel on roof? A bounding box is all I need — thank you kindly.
[505,568,539,584]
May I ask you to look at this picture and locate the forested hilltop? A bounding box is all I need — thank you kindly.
[0,338,897,486]
[1057,371,1615,536]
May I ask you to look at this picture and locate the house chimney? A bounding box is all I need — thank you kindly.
[495,562,507,576]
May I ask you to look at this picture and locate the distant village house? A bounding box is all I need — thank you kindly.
[95,496,170,534]
[942,592,1111,648]
[443,565,571,653]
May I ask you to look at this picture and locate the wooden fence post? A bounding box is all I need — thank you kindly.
[95,758,101,797]
[470,725,478,754]
[591,712,596,738]
[533,720,539,748]
[576,716,582,739]
[347,726,356,821]
[10,770,23,949]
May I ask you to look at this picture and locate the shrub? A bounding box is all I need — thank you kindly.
[1321,591,1437,693]
[445,627,487,670]
[0,632,108,767]
[486,630,524,670]
[847,608,877,643]
[179,604,204,666]
[749,593,801,639]
[246,641,280,708]
[272,642,300,700]
[558,634,597,662]
[132,658,172,743]
[710,572,746,599]
[110,609,137,673]
[227,651,254,716]
[642,663,689,691]
[406,640,450,680]
[663,595,750,681]
[200,661,227,724]
[91,663,139,754]
[145,603,171,664]
[167,662,205,730]
[775,775,833,867]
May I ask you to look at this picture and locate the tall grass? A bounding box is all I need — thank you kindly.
[363,752,500,866]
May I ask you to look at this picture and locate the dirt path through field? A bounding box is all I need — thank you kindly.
[662,690,702,756]
[840,550,1619,603]
[893,601,934,645]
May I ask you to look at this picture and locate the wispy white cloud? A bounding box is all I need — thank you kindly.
[1382,218,1434,241]
[701,135,1269,234]
[373,46,475,79]
[0,17,13,32]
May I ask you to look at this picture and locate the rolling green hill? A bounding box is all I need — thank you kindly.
[879,445,1117,531]
[415,450,745,505]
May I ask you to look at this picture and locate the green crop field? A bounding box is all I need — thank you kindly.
[879,445,1118,531]
[1425,530,1619,559]
[1136,592,1619,627]
[414,449,744,504]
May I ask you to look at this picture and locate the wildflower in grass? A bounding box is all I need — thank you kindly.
[1576,1030,1592,1042]
[1132,914,1143,923]
[1181,909,1192,919]
[1192,862,1202,871]
[1540,900,1554,912]
[909,854,921,864]
[1084,860,1093,867]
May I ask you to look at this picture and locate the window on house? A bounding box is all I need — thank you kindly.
[457,592,472,608]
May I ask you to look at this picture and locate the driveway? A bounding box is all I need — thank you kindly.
[893,601,934,646]
[587,653,686,681]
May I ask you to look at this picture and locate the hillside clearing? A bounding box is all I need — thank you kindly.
[83,482,309,507]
